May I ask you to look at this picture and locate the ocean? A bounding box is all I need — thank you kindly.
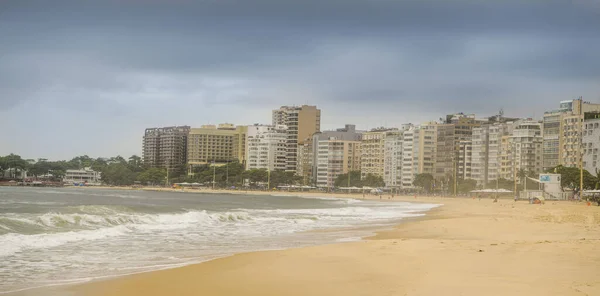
[0,187,439,294]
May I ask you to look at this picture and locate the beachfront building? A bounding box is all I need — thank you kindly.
[583,114,600,174]
[542,98,600,170]
[433,123,456,186]
[142,126,190,170]
[361,127,399,179]
[63,167,102,185]
[296,136,314,185]
[383,130,404,188]
[499,120,543,181]
[186,124,247,171]
[416,123,437,177]
[272,105,321,172]
[457,139,473,179]
[311,125,362,188]
[401,125,421,189]
[246,124,289,171]
[471,122,514,187]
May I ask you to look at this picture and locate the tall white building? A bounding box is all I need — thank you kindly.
[583,116,600,174]
[245,125,289,171]
[401,125,420,189]
[384,126,412,188]
[500,120,543,180]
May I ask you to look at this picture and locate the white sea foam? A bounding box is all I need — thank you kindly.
[0,188,440,293]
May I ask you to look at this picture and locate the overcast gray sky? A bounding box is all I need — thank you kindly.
[1,0,600,160]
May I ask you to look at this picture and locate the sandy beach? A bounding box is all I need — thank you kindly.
[12,191,600,296]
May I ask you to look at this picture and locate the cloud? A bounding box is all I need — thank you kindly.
[1,0,599,158]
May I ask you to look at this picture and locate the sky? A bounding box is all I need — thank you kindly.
[1,0,600,160]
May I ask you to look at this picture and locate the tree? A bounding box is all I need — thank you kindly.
[362,173,385,188]
[128,155,143,172]
[413,173,434,192]
[269,170,301,188]
[485,178,515,191]
[101,163,137,186]
[334,171,362,187]
[449,178,478,194]
[547,165,597,191]
[243,169,268,185]
[137,168,167,185]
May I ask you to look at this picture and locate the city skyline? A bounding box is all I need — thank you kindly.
[2,0,600,159]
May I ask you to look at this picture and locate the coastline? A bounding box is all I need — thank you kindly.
[8,192,600,296]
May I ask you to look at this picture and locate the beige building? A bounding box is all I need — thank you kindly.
[142,126,190,170]
[499,120,543,181]
[186,124,247,169]
[543,98,600,170]
[361,128,398,179]
[296,137,314,185]
[272,105,321,172]
[417,123,437,176]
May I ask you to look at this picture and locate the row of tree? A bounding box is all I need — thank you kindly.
[411,165,600,193]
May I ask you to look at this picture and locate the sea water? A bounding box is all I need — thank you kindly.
[0,187,439,293]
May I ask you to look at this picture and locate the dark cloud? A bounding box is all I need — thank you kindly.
[1,0,599,159]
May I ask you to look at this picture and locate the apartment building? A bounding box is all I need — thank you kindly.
[245,125,289,171]
[433,123,456,181]
[186,124,247,169]
[543,98,600,170]
[401,125,420,189]
[583,114,600,173]
[296,137,314,185]
[471,123,514,186]
[142,126,190,170]
[383,130,403,188]
[311,125,362,188]
[417,123,437,176]
[361,127,399,179]
[499,121,543,181]
[272,105,321,172]
[457,139,473,179]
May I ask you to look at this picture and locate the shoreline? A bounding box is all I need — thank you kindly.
[8,191,600,296]
[3,189,440,296]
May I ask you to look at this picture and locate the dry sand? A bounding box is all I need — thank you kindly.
[14,193,600,296]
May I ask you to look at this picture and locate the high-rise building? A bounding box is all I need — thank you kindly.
[383,130,404,188]
[186,124,247,170]
[433,123,456,182]
[499,120,543,181]
[401,125,420,189]
[583,113,600,174]
[310,125,362,188]
[543,98,600,170]
[457,139,473,179]
[142,126,190,170]
[272,105,321,172]
[361,127,399,179]
[245,125,289,171]
[471,122,514,186]
[417,123,437,176]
